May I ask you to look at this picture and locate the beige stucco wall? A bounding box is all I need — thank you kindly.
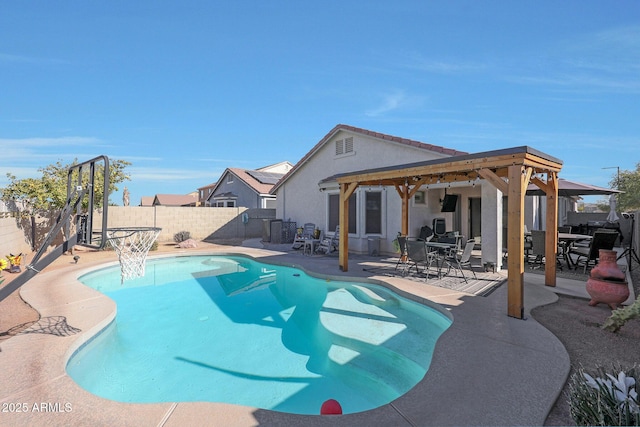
[275,128,489,256]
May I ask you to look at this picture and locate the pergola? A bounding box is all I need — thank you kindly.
[333,146,563,319]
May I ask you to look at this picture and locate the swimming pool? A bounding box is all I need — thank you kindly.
[67,255,452,415]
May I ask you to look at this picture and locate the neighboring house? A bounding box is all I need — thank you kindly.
[152,193,198,207]
[207,162,293,209]
[198,182,217,206]
[271,124,484,255]
[139,196,154,207]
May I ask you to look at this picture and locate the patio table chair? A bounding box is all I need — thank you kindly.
[569,230,619,273]
[443,239,477,283]
[292,223,316,250]
[395,234,409,272]
[405,239,437,277]
[316,225,339,255]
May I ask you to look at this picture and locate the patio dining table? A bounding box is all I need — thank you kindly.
[558,232,591,269]
[425,241,459,278]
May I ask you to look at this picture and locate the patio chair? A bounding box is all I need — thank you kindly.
[417,225,434,242]
[558,225,572,233]
[529,230,546,267]
[292,223,316,250]
[395,234,409,272]
[316,225,339,254]
[405,239,436,276]
[569,230,619,273]
[432,218,446,239]
[443,239,477,283]
[529,230,566,270]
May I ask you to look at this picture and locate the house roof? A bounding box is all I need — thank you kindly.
[153,194,198,206]
[140,196,154,206]
[271,124,468,194]
[197,182,217,191]
[209,167,285,201]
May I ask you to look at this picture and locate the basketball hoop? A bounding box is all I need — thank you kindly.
[106,227,161,283]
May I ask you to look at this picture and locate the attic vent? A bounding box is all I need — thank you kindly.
[344,137,353,153]
[335,137,354,156]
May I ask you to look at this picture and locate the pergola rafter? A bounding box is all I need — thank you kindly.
[333,146,563,319]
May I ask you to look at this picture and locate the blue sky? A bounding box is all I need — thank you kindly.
[1,1,638,206]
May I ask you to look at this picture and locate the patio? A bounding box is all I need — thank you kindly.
[0,239,634,426]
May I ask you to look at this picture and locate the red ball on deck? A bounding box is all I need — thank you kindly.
[320,399,342,415]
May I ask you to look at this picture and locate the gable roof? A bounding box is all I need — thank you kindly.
[209,167,286,200]
[271,124,468,194]
[153,194,198,206]
[139,196,154,207]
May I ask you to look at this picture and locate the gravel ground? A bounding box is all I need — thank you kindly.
[533,258,640,426]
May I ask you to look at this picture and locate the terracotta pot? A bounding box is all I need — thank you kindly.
[590,249,625,281]
[586,277,629,310]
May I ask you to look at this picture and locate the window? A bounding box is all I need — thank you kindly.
[226,174,233,184]
[365,191,382,234]
[328,193,357,233]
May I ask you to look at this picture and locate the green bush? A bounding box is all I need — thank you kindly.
[173,231,191,243]
[603,296,640,333]
[568,365,639,426]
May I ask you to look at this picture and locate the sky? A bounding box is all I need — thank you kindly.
[1,1,638,206]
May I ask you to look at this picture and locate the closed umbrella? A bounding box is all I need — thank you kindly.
[607,194,620,222]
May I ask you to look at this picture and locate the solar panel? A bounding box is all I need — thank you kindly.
[246,170,283,185]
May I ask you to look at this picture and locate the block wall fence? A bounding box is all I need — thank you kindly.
[103,206,276,242]
[0,207,277,259]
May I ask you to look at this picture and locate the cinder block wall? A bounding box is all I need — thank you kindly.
[102,206,276,243]
[0,216,32,257]
[0,208,277,260]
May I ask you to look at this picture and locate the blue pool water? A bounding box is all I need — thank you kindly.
[67,255,452,415]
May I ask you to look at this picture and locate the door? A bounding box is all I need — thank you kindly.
[469,197,482,240]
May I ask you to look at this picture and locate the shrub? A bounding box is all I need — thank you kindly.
[568,365,639,426]
[603,296,640,333]
[173,231,191,243]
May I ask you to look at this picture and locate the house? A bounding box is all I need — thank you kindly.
[198,182,217,206]
[152,193,198,207]
[207,162,293,208]
[271,124,490,255]
[139,196,154,207]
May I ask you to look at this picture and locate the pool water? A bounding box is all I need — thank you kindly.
[67,255,452,415]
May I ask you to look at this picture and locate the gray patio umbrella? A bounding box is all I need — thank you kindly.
[526,178,622,197]
[606,194,620,222]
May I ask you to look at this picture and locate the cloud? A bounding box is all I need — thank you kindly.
[129,166,218,182]
[411,59,487,74]
[0,52,69,65]
[365,90,422,117]
[508,25,640,93]
[0,136,101,147]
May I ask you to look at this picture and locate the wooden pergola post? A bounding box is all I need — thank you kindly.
[544,172,559,286]
[339,182,358,271]
[505,165,531,318]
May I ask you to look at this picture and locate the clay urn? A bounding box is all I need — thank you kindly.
[585,249,629,310]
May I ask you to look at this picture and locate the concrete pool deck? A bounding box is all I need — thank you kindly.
[1,241,628,426]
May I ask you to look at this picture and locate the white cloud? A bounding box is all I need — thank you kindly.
[365,90,422,117]
[129,167,218,182]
